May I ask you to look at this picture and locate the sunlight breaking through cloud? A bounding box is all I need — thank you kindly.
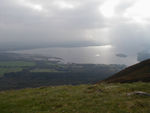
[18,0,43,12]
[0,0,150,60]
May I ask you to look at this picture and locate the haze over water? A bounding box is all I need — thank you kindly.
[1,0,150,65]
[14,46,138,66]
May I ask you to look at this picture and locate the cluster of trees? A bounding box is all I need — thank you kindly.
[0,64,125,91]
[0,52,126,91]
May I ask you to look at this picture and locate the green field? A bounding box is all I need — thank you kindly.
[0,68,23,77]
[30,68,59,73]
[0,82,150,113]
[0,61,36,77]
[0,61,36,67]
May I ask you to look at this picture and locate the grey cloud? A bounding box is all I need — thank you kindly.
[0,0,150,55]
[109,23,150,55]
[137,51,150,61]
[0,0,106,48]
[115,1,135,15]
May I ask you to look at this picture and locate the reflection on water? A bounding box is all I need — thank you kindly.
[14,46,138,66]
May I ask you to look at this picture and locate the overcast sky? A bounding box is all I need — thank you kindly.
[0,0,150,53]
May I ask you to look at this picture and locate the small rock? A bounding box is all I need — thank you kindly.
[127,91,150,96]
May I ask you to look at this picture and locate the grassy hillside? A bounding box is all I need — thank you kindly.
[103,59,150,83]
[0,82,150,113]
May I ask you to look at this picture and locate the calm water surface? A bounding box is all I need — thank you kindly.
[14,46,138,66]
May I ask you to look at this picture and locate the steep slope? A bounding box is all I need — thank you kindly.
[104,59,150,83]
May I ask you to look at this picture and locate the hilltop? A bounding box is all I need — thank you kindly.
[103,59,150,83]
[0,82,150,113]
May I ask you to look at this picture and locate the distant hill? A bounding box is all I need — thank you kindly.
[103,59,150,83]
